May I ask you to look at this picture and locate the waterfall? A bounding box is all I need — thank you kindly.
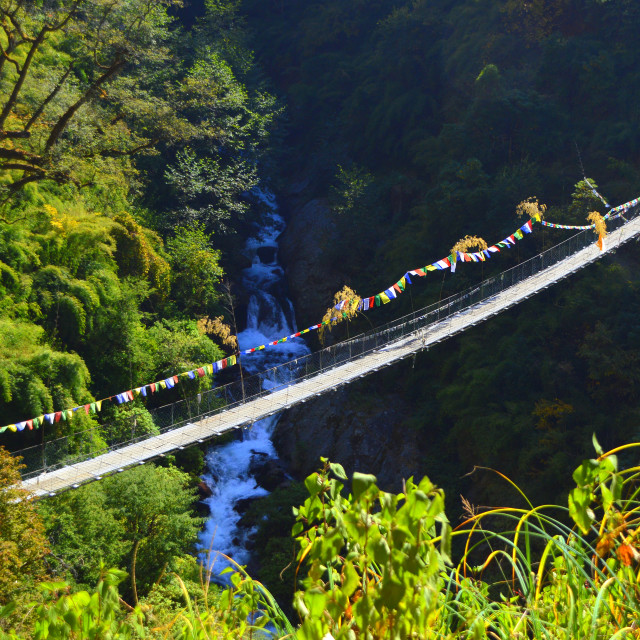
[199,189,309,577]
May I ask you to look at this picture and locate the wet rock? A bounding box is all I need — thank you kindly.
[197,480,213,499]
[234,496,260,514]
[249,454,289,491]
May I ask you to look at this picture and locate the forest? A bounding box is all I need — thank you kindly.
[3,0,640,637]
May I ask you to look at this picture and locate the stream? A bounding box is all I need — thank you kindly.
[199,189,309,577]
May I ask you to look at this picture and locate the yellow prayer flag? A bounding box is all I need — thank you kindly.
[426,265,437,271]
[8,424,16,432]
[380,292,390,304]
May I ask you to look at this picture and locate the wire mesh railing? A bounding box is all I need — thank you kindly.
[15,204,640,481]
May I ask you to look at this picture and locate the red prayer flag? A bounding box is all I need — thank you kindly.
[27,419,33,430]
[393,283,402,294]
[173,375,179,384]
[84,404,90,415]
[54,411,62,423]
[197,367,205,377]
[150,383,156,393]
[127,390,134,401]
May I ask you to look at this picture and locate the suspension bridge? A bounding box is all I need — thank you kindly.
[13,203,640,498]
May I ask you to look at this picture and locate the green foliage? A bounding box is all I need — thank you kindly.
[0,447,49,606]
[292,459,451,639]
[166,224,223,316]
[39,464,203,603]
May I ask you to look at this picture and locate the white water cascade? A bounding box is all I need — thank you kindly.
[199,190,310,577]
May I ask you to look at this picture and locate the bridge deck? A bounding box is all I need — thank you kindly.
[21,215,640,497]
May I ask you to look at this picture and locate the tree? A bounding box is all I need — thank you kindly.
[166,224,223,315]
[40,464,204,605]
[0,447,49,605]
[0,0,182,205]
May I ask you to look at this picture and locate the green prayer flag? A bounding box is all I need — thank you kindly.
[375,295,381,307]
[0,426,6,433]
[90,402,96,413]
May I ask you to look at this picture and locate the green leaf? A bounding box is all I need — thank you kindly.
[568,487,594,534]
[352,472,377,500]
[592,433,603,456]
[438,516,452,565]
[330,462,348,480]
[342,560,360,598]
[572,459,599,487]
[378,575,405,610]
[305,472,323,497]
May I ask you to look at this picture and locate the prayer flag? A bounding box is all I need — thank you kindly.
[188,371,196,379]
[55,411,62,423]
[8,424,16,432]
[488,246,499,253]
[514,229,524,240]
[96,400,102,411]
[369,296,375,307]
[159,380,167,390]
[522,220,533,233]
[507,236,516,245]
[127,390,134,401]
[392,283,402,294]
[375,295,381,306]
[363,297,370,311]
[228,355,237,367]
[206,364,213,375]
[16,422,26,431]
[140,386,147,397]
[197,367,205,377]
[221,359,227,369]
[384,288,397,299]
[435,257,451,270]
[378,293,388,304]
[46,413,54,424]
[404,272,412,284]
[425,264,437,271]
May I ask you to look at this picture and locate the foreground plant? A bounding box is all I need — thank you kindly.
[291,443,640,639]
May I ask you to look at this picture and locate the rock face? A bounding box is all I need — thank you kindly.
[279,197,343,326]
[249,451,290,491]
[273,378,422,491]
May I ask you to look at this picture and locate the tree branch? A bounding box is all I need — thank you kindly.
[0,26,47,129]
[94,138,159,158]
[44,55,127,152]
[24,63,74,131]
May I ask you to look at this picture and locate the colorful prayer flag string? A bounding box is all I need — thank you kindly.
[3,190,640,436]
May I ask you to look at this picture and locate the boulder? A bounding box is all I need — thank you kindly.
[249,453,289,492]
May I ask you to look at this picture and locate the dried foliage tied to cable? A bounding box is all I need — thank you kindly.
[516,197,547,220]
[451,235,488,256]
[587,211,607,238]
[204,316,238,350]
[319,286,361,344]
